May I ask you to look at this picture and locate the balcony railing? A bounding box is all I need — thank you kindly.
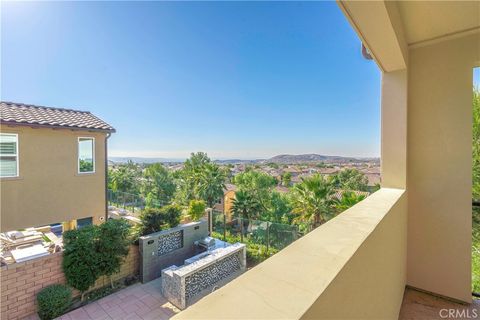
[172,188,407,319]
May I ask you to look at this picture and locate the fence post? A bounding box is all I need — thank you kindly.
[266,222,270,255]
[223,213,226,241]
[240,218,244,243]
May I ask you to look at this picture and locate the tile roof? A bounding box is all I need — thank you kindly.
[0,101,115,133]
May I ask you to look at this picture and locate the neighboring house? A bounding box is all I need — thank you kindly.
[213,184,237,219]
[0,102,115,232]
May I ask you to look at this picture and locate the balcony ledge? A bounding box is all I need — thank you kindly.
[173,188,407,319]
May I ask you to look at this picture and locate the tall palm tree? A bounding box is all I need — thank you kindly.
[231,190,262,220]
[197,162,226,208]
[290,174,334,227]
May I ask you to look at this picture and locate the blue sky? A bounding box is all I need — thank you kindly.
[2,1,382,159]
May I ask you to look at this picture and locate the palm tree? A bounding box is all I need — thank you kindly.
[231,190,262,235]
[332,191,367,213]
[197,162,226,208]
[290,174,334,227]
[231,190,262,220]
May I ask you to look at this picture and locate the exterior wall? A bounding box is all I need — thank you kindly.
[0,246,139,320]
[407,33,479,303]
[223,190,235,219]
[0,126,107,232]
[173,189,407,320]
[381,69,407,189]
[139,221,208,283]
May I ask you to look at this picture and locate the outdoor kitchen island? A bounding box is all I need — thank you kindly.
[161,240,246,310]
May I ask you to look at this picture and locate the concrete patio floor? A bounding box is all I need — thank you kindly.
[23,278,180,320]
[399,287,480,320]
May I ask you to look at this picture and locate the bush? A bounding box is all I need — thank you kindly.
[62,226,101,297]
[97,219,131,287]
[138,205,182,236]
[187,199,206,221]
[37,284,72,320]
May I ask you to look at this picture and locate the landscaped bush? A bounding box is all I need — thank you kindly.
[137,205,182,236]
[62,226,100,300]
[187,199,206,221]
[62,219,133,299]
[211,231,278,267]
[37,284,72,320]
[96,219,132,288]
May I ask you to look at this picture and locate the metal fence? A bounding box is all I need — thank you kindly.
[212,211,303,253]
[107,189,165,213]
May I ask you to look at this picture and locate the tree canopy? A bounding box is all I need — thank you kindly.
[329,168,368,191]
[290,174,335,226]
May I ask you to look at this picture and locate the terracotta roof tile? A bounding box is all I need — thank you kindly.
[0,101,115,132]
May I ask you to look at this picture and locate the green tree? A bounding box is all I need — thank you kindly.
[96,219,131,288]
[62,226,100,300]
[290,174,334,227]
[109,164,140,194]
[267,162,279,169]
[175,152,226,207]
[261,191,294,224]
[473,88,480,200]
[332,191,367,213]
[330,168,368,191]
[281,172,292,186]
[197,163,227,207]
[233,170,277,208]
[231,190,262,220]
[187,199,207,221]
[137,205,182,236]
[142,163,176,206]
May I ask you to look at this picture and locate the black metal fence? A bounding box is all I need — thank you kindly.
[212,211,304,253]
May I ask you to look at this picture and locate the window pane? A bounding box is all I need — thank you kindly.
[0,134,17,155]
[0,156,17,177]
[79,138,94,173]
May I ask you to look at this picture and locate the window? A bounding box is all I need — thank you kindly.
[78,137,95,173]
[0,133,18,178]
[77,217,93,229]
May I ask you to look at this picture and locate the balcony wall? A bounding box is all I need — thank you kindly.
[173,188,407,320]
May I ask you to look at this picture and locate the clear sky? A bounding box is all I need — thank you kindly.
[2,1,382,160]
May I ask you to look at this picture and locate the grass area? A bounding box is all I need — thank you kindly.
[473,207,480,293]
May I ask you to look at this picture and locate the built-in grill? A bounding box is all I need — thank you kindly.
[195,236,216,251]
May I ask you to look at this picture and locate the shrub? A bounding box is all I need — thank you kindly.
[187,199,206,221]
[62,226,101,299]
[138,205,182,236]
[97,219,131,287]
[37,284,72,320]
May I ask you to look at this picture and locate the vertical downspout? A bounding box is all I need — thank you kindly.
[105,132,112,222]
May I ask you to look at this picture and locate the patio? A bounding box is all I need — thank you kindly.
[25,278,180,320]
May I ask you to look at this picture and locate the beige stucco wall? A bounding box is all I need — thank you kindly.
[173,188,407,320]
[0,126,107,231]
[407,33,479,303]
[381,69,407,190]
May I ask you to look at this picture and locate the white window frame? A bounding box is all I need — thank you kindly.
[78,137,95,174]
[0,133,19,178]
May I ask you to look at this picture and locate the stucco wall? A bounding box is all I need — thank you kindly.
[407,33,479,303]
[173,189,407,320]
[0,126,107,231]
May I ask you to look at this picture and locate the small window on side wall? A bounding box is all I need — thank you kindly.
[78,137,95,174]
[0,133,19,178]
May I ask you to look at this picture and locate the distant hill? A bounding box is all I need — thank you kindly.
[109,154,378,165]
[265,154,378,164]
[109,157,184,164]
